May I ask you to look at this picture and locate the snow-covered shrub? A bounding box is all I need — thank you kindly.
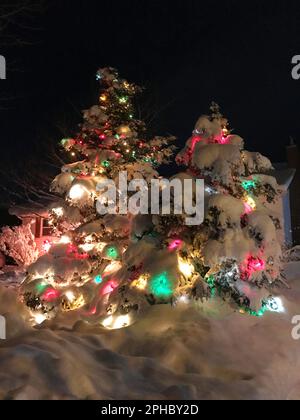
[0,224,39,267]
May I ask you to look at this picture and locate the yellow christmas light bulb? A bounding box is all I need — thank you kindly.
[52,207,64,217]
[178,257,194,279]
[131,274,149,290]
[100,94,107,102]
[118,125,130,135]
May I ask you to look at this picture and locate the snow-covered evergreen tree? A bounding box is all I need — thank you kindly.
[98,103,285,326]
[172,103,284,315]
[21,67,175,324]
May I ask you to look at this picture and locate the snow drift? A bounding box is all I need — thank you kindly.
[0,264,300,400]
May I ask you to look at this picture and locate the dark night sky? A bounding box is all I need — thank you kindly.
[2,0,300,170]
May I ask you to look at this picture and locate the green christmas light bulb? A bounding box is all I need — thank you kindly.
[150,272,173,298]
[36,282,48,294]
[242,180,256,192]
[206,275,216,297]
[119,96,128,104]
[106,246,118,259]
[102,160,110,168]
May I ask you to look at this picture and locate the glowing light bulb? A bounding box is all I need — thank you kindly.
[168,239,182,250]
[101,314,131,330]
[150,272,173,298]
[65,291,75,302]
[178,257,194,278]
[94,274,103,285]
[100,94,107,102]
[41,288,60,302]
[242,180,256,192]
[33,313,47,325]
[102,315,113,328]
[243,196,256,214]
[222,128,229,136]
[106,246,118,260]
[36,282,47,293]
[59,235,71,244]
[177,295,189,304]
[266,297,285,313]
[103,260,122,275]
[119,96,128,104]
[101,280,118,295]
[131,274,149,290]
[111,314,131,329]
[101,160,110,168]
[79,243,95,252]
[42,240,52,253]
[62,291,85,311]
[242,256,265,278]
[69,184,85,200]
[52,207,64,217]
[118,125,130,135]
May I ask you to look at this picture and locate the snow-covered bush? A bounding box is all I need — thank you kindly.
[0,224,38,267]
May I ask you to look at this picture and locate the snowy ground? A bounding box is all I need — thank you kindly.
[0,263,300,400]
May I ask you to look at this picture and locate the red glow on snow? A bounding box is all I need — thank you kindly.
[101,280,118,296]
[190,136,202,154]
[168,239,183,251]
[243,202,253,214]
[41,288,60,302]
[241,256,265,279]
[219,136,228,144]
[67,243,89,260]
[88,306,97,315]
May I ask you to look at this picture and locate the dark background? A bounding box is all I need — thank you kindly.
[1,0,300,173]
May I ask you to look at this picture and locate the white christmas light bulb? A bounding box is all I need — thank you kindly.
[69,184,85,200]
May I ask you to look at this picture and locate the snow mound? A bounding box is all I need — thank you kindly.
[0,263,300,400]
